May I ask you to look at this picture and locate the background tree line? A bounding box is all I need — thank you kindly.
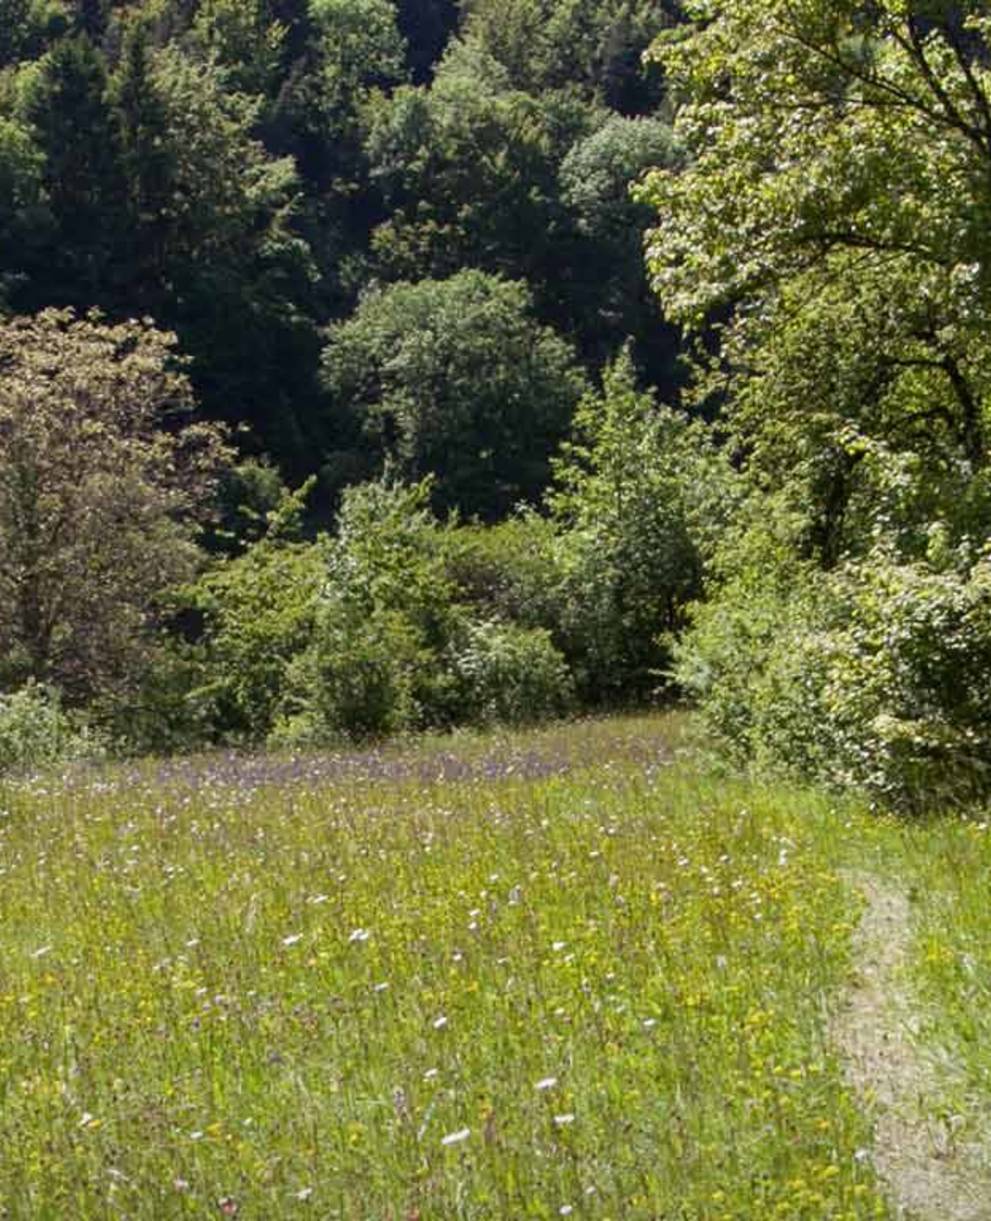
[0,0,710,766]
[6,0,991,814]
[0,0,684,503]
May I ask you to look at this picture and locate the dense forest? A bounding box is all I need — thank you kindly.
[0,0,682,490]
[2,0,991,810]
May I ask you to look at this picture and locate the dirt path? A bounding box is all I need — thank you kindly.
[833,872,991,1220]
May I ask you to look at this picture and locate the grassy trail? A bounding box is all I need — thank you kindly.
[0,715,989,1218]
[834,873,991,1219]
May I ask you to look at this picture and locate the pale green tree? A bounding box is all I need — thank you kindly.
[642,2,991,799]
[641,0,991,558]
[0,309,230,702]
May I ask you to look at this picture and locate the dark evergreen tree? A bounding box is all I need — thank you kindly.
[109,18,174,312]
[20,35,125,309]
[72,0,106,42]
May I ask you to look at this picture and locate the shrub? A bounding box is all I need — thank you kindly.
[448,618,574,726]
[274,607,454,745]
[192,481,327,742]
[810,548,991,806]
[276,479,460,743]
[0,683,100,775]
[677,521,991,809]
[105,642,218,758]
[440,513,564,631]
[276,479,580,743]
[549,348,737,703]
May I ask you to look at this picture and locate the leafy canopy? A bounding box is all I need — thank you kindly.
[641,0,991,559]
[321,269,588,519]
[645,2,991,802]
[0,308,230,703]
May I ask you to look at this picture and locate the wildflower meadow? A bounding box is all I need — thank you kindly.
[2,715,990,1217]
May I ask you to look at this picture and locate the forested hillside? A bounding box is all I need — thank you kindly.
[0,0,682,488]
[0,0,705,756]
[3,0,991,812]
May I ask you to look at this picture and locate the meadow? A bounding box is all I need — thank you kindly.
[1,714,989,1219]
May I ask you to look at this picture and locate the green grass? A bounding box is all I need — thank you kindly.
[2,711,984,1219]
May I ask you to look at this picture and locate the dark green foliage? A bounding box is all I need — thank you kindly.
[0,0,725,755]
[561,115,676,248]
[72,0,107,41]
[364,41,594,313]
[188,0,291,97]
[255,0,405,332]
[459,0,675,112]
[0,0,688,503]
[19,35,124,307]
[559,113,679,376]
[0,0,67,67]
[395,0,458,83]
[0,116,44,306]
[364,31,680,376]
[3,25,323,466]
[7,0,991,809]
[310,0,406,103]
[440,514,564,631]
[321,270,588,519]
[213,458,292,550]
[291,0,406,190]
[111,41,322,466]
[108,19,174,308]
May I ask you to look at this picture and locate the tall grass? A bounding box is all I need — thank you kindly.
[0,716,888,1218]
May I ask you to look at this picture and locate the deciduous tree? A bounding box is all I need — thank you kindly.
[641,0,991,558]
[321,270,587,518]
[0,309,230,702]
[364,39,594,330]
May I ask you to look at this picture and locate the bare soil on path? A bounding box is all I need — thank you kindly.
[833,872,991,1219]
